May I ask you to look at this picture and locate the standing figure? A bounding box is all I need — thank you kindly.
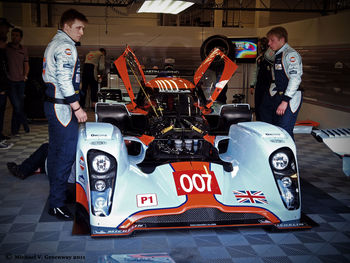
[42,9,88,220]
[80,48,106,109]
[6,28,30,136]
[260,26,303,140]
[0,18,13,149]
[249,37,274,121]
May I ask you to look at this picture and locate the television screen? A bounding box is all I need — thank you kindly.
[230,37,258,63]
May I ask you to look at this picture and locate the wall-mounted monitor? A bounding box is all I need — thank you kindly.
[229,37,258,63]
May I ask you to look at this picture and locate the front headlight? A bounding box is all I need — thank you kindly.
[88,150,117,216]
[92,155,111,173]
[271,152,289,170]
[270,148,300,210]
[281,177,292,187]
[95,180,106,191]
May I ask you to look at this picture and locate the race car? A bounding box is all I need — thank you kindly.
[75,46,308,236]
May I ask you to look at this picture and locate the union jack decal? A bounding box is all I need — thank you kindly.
[233,190,268,204]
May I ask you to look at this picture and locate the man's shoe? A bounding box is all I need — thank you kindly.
[48,206,73,220]
[0,141,14,150]
[7,162,26,179]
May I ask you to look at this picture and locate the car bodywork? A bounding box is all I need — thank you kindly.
[75,46,308,236]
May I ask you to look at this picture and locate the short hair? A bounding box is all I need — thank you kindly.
[267,26,288,43]
[12,28,23,38]
[99,48,106,55]
[59,9,88,29]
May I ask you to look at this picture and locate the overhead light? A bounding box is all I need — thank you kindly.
[137,0,195,15]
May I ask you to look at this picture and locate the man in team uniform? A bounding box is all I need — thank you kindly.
[42,9,88,220]
[260,26,303,140]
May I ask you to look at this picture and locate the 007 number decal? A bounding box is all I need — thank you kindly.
[173,168,221,196]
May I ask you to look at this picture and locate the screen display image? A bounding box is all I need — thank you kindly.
[230,38,258,63]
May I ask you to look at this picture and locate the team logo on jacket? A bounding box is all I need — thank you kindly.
[173,169,221,196]
[233,190,268,204]
[42,57,46,75]
[65,48,72,55]
[290,56,296,63]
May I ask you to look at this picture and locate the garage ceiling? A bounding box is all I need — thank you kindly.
[1,0,349,13]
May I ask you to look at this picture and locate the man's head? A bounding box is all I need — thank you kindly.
[267,26,288,51]
[99,48,106,56]
[11,28,23,45]
[59,9,88,43]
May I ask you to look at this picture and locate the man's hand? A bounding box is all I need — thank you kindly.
[74,108,87,123]
[276,101,288,116]
[70,102,87,123]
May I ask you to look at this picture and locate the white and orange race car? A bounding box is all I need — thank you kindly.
[75,46,307,236]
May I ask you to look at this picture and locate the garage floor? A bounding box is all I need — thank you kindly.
[0,122,349,263]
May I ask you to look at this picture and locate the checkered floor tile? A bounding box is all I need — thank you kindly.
[0,123,349,263]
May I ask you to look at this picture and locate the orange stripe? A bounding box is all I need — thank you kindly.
[170,161,211,171]
[171,161,196,171]
[76,183,89,212]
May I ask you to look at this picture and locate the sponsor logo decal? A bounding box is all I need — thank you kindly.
[233,190,268,204]
[90,141,107,145]
[91,134,108,137]
[265,133,282,137]
[79,156,85,171]
[290,56,296,63]
[65,48,72,55]
[137,193,158,207]
[173,166,221,195]
[270,139,285,143]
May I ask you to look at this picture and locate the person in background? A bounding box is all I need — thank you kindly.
[249,37,274,121]
[0,18,13,149]
[7,143,76,204]
[42,9,88,220]
[7,143,48,179]
[80,48,106,109]
[6,27,30,136]
[260,26,303,140]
